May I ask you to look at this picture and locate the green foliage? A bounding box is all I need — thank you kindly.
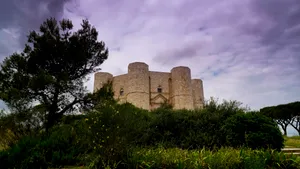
[146,98,247,150]
[126,147,300,169]
[83,80,116,112]
[260,101,300,136]
[156,101,173,110]
[204,97,249,115]
[222,112,284,151]
[0,108,43,149]
[82,102,152,168]
[0,17,109,131]
[0,122,88,169]
[0,95,291,168]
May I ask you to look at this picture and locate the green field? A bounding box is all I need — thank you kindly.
[285,136,300,148]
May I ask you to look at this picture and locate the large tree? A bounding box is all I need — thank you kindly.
[260,106,291,136]
[260,101,300,136]
[0,18,109,131]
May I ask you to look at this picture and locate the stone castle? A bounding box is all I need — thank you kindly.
[93,62,204,110]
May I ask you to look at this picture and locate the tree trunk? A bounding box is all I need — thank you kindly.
[290,116,300,136]
[45,113,53,134]
[277,121,288,136]
[45,108,57,134]
[282,126,287,136]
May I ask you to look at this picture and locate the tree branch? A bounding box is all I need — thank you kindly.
[290,116,300,134]
[57,98,83,116]
[34,91,51,106]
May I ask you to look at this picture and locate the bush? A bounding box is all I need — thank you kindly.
[0,109,43,149]
[144,98,246,150]
[0,122,88,169]
[222,112,284,151]
[81,102,152,168]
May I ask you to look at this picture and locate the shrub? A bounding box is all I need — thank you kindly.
[81,102,152,168]
[0,109,43,149]
[145,98,246,150]
[222,112,284,150]
[0,122,88,169]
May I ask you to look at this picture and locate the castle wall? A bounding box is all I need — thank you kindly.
[112,74,128,104]
[93,62,204,111]
[192,79,204,109]
[94,72,113,92]
[126,62,150,110]
[170,66,194,110]
[149,71,171,109]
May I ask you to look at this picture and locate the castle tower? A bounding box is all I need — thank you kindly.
[170,66,194,110]
[192,79,205,109]
[127,62,150,110]
[94,72,113,92]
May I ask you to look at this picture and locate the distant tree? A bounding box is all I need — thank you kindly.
[260,101,300,136]
[260,106,292,136]
[290,102,300,135]
[0,17,109,131]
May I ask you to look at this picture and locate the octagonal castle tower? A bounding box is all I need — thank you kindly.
[127,62,150,110]
[93,72,113,92]
[170,66,194,110]
[94,62,204,110]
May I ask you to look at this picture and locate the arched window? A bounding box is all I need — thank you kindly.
[157,85,162,93]
[120,88,124,96]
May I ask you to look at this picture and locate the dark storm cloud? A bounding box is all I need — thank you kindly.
[150,0,300,68]
[1,0,299,112]
[248,0,300,52]
[59,0,300,114]
[153,41,202,64]
[0,0,70,60]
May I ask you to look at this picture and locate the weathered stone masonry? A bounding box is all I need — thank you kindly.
[93,62,204,110]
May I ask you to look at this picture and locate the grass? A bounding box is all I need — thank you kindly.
[2,137,300,169]
[65,147,300,169]
[284,136,300,148]
[126,147,300,169]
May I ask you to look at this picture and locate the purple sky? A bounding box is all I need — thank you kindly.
[0,0,300,114]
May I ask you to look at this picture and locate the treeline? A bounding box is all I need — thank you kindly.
[0,98,291,168]
[260,101,300,136]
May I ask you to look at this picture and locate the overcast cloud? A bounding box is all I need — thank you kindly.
[0,0,300,133]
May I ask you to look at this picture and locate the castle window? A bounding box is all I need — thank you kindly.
[120,88,124,96]
[157,85,162,93]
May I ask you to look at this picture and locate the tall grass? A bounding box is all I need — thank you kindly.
[126,147,300,169]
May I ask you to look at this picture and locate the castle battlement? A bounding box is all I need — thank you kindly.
[94,62,204,110]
